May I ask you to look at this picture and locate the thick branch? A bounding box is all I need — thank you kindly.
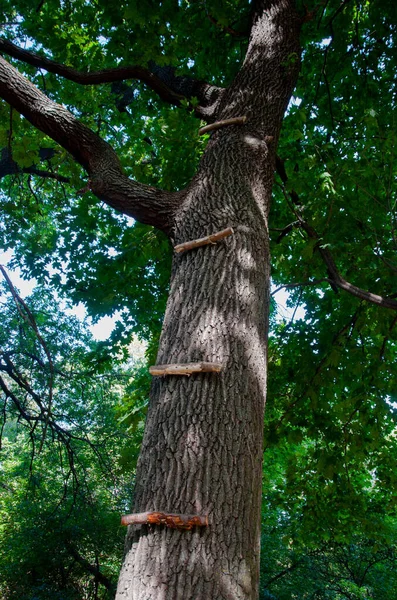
[0,54,180,234]
[0,38,181,104]
[0,38,224,120]
[147,62,224,119]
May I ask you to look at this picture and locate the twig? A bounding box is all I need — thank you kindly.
[379,314,397,360]
[265,310,361,444]
[271,279,330,296]
[0,266,54,449]
[7,106,13,151]
[326,0,354,27]
[23,167,69,183]
[0,396,7,450]
[273,220,300,243]
[207,14,245,37]
[66,543,113,591]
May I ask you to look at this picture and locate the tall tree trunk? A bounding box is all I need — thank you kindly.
[116,2,301,599]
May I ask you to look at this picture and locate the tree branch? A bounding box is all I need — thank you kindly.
[0,359,113,485]
[266,310,361,443]
[271,278,330,296]
[379,314,397,360]
[264,559,302,587]
[299,219,397,310]
[0,38,224,120]
[0,147,69,183]
[0,264,55,449]
[66,543,114,592]
[275,156,397,310]
[326,0,354,28]
[272,219,301,243]
[206,14,249,38]
[0,54,181,234]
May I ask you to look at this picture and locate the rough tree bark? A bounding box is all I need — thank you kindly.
[117,3,301,599]
[0,1,301,598]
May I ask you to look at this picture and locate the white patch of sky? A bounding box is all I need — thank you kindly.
[290,95,302,107]
[272,285,306,323]
[0,249,117,341]
[285,95,302,115]
[1,243,307,338]
[319,37,332,48]
[1,250,307,341]
[97,35,109,46]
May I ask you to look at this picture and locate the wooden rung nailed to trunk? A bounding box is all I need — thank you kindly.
[174,227,234,253]
[198,116,247,135]
[121,511,209,530]
[149,362,222,376]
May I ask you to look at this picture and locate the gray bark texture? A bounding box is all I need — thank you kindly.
[116,2,301,599]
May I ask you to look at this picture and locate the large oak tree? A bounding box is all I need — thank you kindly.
[1,0,396,598]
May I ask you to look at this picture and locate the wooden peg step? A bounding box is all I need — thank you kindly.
[121,511,209,530]
[149,362,222,376]
[199,116,247,135]
[174,227,234,254]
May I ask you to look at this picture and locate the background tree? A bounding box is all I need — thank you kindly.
[0,281,143,598]
[0,1,396,599]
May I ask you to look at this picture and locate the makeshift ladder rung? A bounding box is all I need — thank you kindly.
[149,362,222,377]
[121,511,209,530]
[174,227,234,254]
[199,116,247,136]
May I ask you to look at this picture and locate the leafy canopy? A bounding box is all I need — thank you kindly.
[0,0,397,598]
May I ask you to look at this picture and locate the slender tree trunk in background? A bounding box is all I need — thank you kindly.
[116,2,301,599]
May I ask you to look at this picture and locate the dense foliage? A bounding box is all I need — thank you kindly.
[0,283,146,598]
[0,0,396,597]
